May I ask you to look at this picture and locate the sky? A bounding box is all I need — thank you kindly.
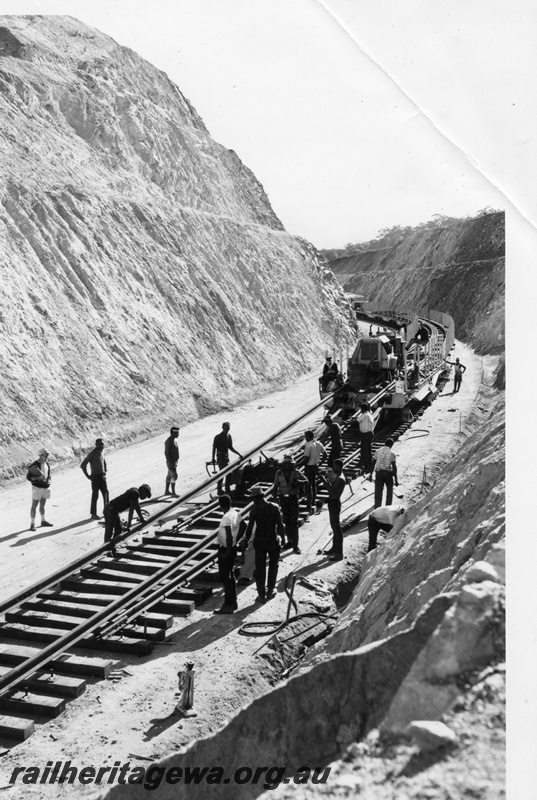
[1,0,535,248]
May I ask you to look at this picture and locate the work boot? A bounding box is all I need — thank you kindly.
[214,605,235,615]
[164,481,171,496]
[170,484,178,497]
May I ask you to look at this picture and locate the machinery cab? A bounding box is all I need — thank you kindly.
[343,333,408,413]
[347,335,394,387]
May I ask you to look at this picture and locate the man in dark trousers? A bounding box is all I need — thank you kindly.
[369,438,398,508]
[244,487,284,603]
[103,484,151,555]
[303,430,327,513]
[367,505,406,552]
[164,426,180,496]
[214,494,241,615]
[212,422,243,495]
[323,415,342,467]
[444,356,467,393]
[272,454,308,554]
[357,404,375,472]
[80,438,108,519]
[324,459,346,561]
[320,356,338,391]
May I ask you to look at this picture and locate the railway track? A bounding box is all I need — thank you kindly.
[0,313,452,742]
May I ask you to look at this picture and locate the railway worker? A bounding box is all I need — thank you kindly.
[214,494,241,614]
[324,459,346,561]
[369,438,399,508]
[164,426,180,496]
[303,430,327,513]
[367,504,406,552]
[27,447,53,531]
[243,487,284,603]
[320,356,338,391]
[273,454,308,554]
[323,415,342,467]
[357,404,375,472]
[103,484,152,555]
[212,422,243,495]
[80,438,108,520]
[444,357,467,393]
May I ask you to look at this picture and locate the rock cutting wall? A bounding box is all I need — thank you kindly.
[0,15,353,480]
[328,212,505,355]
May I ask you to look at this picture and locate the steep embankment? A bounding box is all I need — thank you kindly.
[329,213,504,355]
[0,17,352,481]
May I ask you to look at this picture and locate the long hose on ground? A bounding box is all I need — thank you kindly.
[238,573,337,638]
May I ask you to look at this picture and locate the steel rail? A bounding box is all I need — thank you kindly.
[0,389,344,698]
[98,494,257,637]
[0,527,219,698]
[0,386,343,620]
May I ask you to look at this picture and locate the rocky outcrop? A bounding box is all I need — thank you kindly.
[0,16,353,480]
[305,396,504,658]
[327,212,505,355]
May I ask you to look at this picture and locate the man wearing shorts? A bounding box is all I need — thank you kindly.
[28,447,53,531]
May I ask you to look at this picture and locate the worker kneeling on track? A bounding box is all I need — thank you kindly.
[243,487,284,604]
[214,494,242,615]
[367,504,406,552]
[103,484,152,556]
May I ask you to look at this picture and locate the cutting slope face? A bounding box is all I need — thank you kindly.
[329,212,504,354]
[0,16,350,479]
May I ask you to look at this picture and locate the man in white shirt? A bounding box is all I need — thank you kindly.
[303,430,327,513]
[367,505,406,551]
[357,403,375,472]
[369,437,399,507]
[214,494,241,614]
